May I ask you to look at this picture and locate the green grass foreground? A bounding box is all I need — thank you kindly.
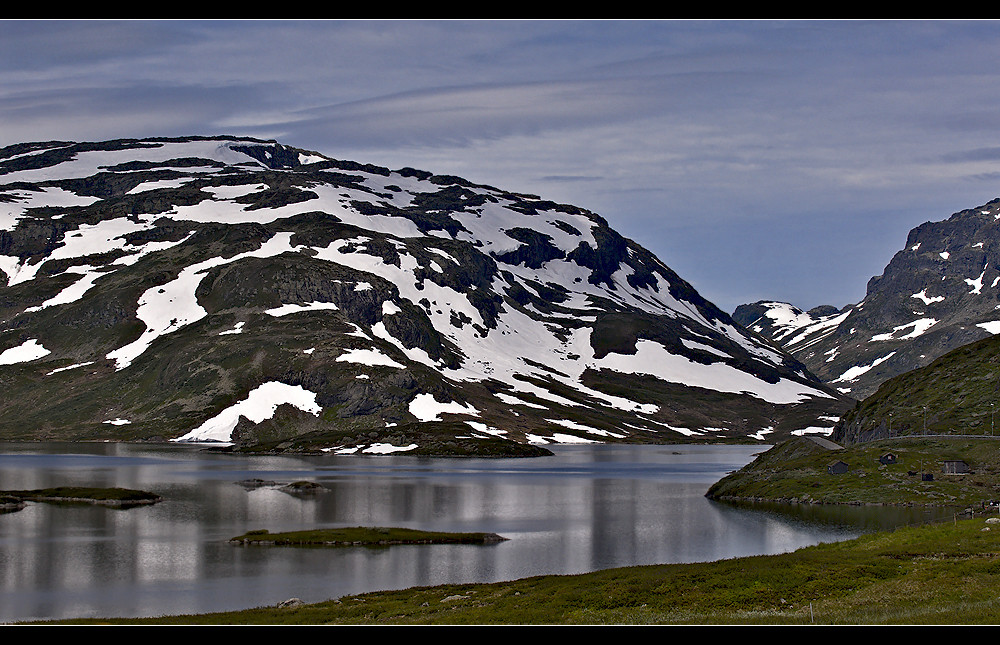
[39,516,1000,625]
[229,526,508,547]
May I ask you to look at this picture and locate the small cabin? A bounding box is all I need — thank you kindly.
[942,460,970,474]
[828,460,849,475]
[879,452,898,465]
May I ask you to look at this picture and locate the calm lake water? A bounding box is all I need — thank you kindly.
[0,441,953,623]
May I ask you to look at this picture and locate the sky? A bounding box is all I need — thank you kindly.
[4,19,1000,315]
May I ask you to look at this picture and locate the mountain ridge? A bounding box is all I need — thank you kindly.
[0,136,851,454]
[734,197,1000,401]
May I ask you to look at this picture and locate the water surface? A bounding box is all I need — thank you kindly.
[0,442,950,623]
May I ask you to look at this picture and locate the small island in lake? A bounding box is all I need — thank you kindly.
[229,526,509,547]
[0,487,163,512]
[235,479,328,497]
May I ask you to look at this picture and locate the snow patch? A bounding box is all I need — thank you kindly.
[0,187,100,232]
[265,301,338,317]
[833,352,896,383]
[546,418,626,439]
[107,232,301,370]
[408,393,479,421]
[24,266,108,312]
[0,339,50,365]
[465,421,507,436]
[871,318,937,341]
[219,321,245,335]
[791,426,835,436]
[749,426,774,441]
[593,339,832,404]
[494,392,547,409]
[911,290,944,305]
[977,321,1000,334]
[172,381,322,444]
[680,338,730,358]
[362,443,419,454]
[372,322,436,366]
[966,266,988,295]
[548,433,599,444]
[753,301,849,352]
[46,361,95,376]
[336,348,405,369]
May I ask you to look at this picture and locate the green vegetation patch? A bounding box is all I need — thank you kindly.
[836,333,1000,442]
[706,436,1000,507]
[229,526,508,547]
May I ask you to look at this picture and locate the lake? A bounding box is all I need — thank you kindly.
[0,441,952,623]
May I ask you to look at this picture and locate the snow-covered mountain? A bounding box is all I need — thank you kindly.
[734,197,1000,400]
[0,136,849,454]
[733,302,850,358]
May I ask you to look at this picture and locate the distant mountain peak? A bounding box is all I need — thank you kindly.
[735,197,1000,400]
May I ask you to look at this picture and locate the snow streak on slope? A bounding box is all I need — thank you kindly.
[592,339,831,404]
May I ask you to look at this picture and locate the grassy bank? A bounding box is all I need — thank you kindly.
[38,515,1000,625]
[706,436,1000,507]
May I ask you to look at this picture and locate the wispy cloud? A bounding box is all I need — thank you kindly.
[3,20,1000,313]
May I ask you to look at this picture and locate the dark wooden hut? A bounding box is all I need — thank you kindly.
[828,460,849,475]
[942,460,970,474]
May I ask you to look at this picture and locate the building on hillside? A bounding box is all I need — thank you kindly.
[879,452,897,465]
[828,460,849,475]
[942,460,970,474]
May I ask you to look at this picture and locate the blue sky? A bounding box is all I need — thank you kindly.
[4,20,1000,314]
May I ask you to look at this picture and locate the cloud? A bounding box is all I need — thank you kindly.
[4,20,1000,315]
[940,147,1000,163]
